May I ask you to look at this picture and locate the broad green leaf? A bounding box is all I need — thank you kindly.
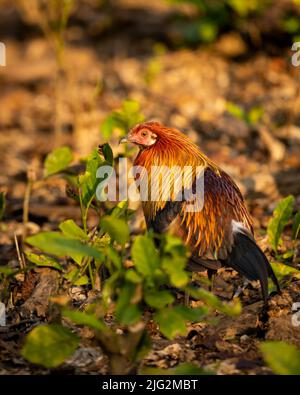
[197,20,218,43]
[102,271,120,303]
[247,106,263,125]
[188,287,241,316]
[226,102,246,121]
[73,274,89,286]
[121,99,145,128]
[44,146,73,177]
[123,99,141,114]
[80,149,102,206]
[115,282,142,325]
[0,267,17,276]
[260,341,300,375]
[155,305,208,340]
[163,234,186,255]
[62,310,107,331]
[282,250,294,260]
[100,100,145,140]
[26,232,104,261]
[131,235,160,277]
[106,246,122,269]
[22,324,79,368]
[116,304,141,326]
[154,307,187,339]
[173,305,209,321]
[100,216,130,246]
[144,289,174,309]
[59,219,88,241]
[162,256,189,287]
[125,269,142,283]
[100,115,117,140]
[267,195,294,253]
[0,191,6,220]
[64,268,80,282]
[100,143,114,165]
[25,252,63,271]
[271,261,300,282]
[293,209,300,240]
[63,268,89,286]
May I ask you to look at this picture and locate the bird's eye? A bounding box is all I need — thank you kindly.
[141,130,147,137]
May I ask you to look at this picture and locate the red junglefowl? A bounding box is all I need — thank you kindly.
[120,121,280,303]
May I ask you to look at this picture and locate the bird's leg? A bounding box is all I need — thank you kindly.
[207,269,215,293]
[232,278,251,299]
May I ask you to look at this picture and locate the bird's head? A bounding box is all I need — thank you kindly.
[119,121,162,148]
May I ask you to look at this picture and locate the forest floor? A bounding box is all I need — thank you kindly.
[0,0,300,374]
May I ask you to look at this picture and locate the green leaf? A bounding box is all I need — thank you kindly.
[226,102,246,121]
[188,287,241,316]
[62,310,107,331]
[174,305,208,321]
[106,246,122,269]
[64,268,80,282]
[197,20,218,43]
[101,143,114,165]
[100,115,117,140]
[293,209,300,240]
[270,261,300,282]
[0,267,17,276]
[59,219,88,241]
[26,232,104,261]
[121,99,145,128]
[131,235,160,277]
[80,149,102,207]
[115,282,142,325]
[125,269,143,284]
[267,196,294,253]
[122,99,140,114]
[0,191,6,220]
[144,289,174,309]
[73,274,89,286]
[260,341,300,375]
[155,305,209,340]
[117,304,142,326]
[100,215,130,246]
[247,106,263,125]
[163,234,186,255]
[22,324,79,368]
[44,146,73,177]
[25,252,63,271]
[100,100,145,140]
[162,256,189,288]
[154,307,188,339]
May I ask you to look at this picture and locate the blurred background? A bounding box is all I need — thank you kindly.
[0,0,300,236]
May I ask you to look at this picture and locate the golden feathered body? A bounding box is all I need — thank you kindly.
[123,121,279,302]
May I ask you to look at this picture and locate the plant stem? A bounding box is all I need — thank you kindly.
[23,165,36,229]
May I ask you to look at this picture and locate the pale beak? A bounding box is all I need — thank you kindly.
[119,136,128,144]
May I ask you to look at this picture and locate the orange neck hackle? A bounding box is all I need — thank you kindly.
[132,122,220,218]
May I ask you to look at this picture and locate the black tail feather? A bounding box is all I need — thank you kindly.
[225,233,280,302]
[188,255,221,272]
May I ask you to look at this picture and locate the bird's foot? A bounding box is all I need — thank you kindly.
[232,279,251,299]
